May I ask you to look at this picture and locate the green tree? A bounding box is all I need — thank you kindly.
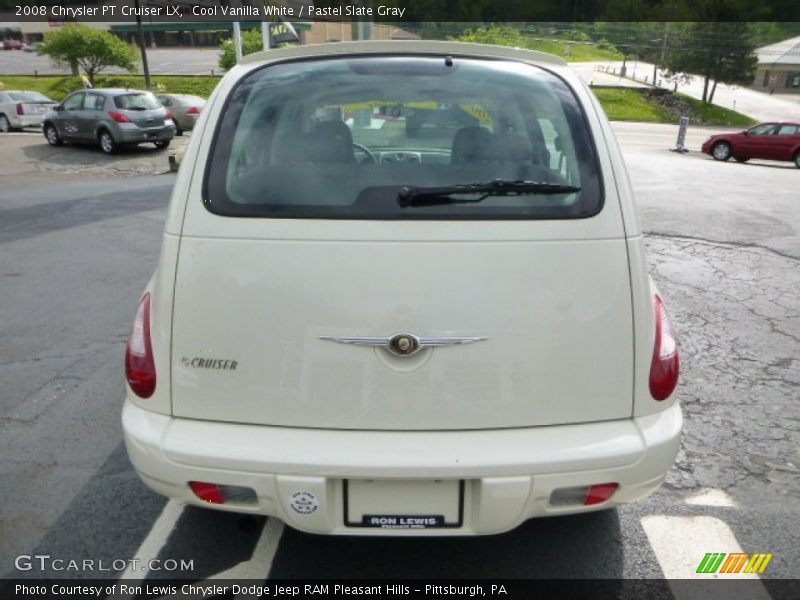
[219,29,264,71]
[39,25,138,85]
[663,21,757,103]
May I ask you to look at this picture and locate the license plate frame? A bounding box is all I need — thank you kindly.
[343,479,465,530]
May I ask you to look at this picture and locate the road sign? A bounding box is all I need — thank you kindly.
[673,116,690,153]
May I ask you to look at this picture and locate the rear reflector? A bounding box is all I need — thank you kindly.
[585,483,620,505]
[16,103,24,116]
[165,109,174,121]
[189,481,257,505]
[550,482,619,507]
[125,292,156,398]
[189,481,224,504]
[649,295,680,400]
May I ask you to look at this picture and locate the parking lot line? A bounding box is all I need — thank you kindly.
[641,514,772,600]
[116,499,185,582]
[212,517,285,581]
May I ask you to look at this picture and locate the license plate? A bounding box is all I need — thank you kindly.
[344,479,464,529]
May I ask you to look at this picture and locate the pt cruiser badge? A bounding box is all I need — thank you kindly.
[181,357,238,370]
[319,333,488,357]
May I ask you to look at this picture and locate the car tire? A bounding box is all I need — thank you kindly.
[44,123,63,146]
[734,156,749,163]
[154,140,171,150]
[98,129,117,155]
[712,142,732,161]
[0,114,11,133]
[794,152,800,169]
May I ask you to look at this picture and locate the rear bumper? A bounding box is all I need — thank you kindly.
[123,401,682,535]
[11,114,45,128]
[115,122,175,143]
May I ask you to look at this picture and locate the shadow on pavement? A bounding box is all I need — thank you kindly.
[270,510,625,578]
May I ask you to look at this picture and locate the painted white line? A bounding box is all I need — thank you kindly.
[135,517,286,600]
[215,516,285,579]
[117,500,185,583]
[641,515,772,600]
[685,488,737,508]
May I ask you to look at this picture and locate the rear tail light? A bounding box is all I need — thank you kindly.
[16,103,24,115]
[186,106,200,115]
[165,109,174,121]
[550,483,619,507]
[189,481,257,505]
[108,110,131,123]
[649,295,680,400]
[125,292,156,398]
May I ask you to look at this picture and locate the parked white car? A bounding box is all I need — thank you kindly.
[123,41,682,536]
[0,90,56,132]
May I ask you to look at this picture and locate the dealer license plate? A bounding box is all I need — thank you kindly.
[344,479,464,529]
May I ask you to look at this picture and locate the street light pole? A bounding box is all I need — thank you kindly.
[133,0,151,90]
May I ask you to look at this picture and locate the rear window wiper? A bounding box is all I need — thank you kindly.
[397,179,581,207]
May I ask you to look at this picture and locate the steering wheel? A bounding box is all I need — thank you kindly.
[353,142,377,164]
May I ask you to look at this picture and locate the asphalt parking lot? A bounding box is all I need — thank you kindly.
[0,123,798,589]
[0,130,189,187]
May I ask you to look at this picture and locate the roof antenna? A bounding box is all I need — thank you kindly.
[444,56,454,67]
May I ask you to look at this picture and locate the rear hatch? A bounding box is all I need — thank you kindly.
[170,55,633,431]
[113,92,166,129]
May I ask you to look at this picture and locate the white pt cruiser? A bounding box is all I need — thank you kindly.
[123,41,682,535]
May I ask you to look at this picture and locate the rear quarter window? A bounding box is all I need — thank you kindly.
[9,92,50,102]
[204,56,603,220]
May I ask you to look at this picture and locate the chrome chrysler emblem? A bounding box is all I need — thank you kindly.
[319,333,488,357]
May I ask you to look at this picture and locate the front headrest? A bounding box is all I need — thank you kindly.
[277,121,355,164]
[451,126,492,164]
[482,134,533,162]
[451,127,533,164]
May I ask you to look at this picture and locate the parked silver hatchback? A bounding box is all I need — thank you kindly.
[42,88,176,154]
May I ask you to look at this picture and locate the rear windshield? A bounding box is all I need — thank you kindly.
[204,56,603,220]
[9,92,51,102]
[114,93,160,110]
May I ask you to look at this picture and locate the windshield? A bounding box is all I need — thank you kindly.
[9,92,51,102]
[204,56,603,220]
[114,93,160,111]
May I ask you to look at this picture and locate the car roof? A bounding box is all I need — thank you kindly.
[158,93,204,99]
[82,88,151,95]
[241,40,567,67]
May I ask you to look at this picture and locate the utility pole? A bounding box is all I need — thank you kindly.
[231,0,243,63]
[133,0,151,89]
[261,20,271,52]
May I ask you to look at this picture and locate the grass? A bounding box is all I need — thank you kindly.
[0,74,221,101]
[524,39,623,62]
[674,93,756,127]
[592,87,757,126]
[592,88,672,123]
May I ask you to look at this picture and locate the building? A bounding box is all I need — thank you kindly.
[753,35,800,94]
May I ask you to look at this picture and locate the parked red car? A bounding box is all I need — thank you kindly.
[2,39,24,50]
[701,122,800,168]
